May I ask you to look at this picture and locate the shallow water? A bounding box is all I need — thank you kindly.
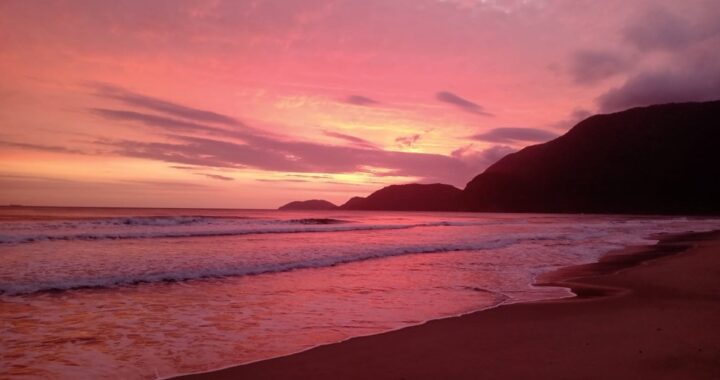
[1,207,717,379]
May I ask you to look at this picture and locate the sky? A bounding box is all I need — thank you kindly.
[1,0,719,208]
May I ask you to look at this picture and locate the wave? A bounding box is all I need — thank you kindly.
[62,215,250,227]
[0,220,483,245]
[0,238,517,296]
[288,218,349,225]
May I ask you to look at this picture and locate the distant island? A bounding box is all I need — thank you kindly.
[279,199,339,210]
[280,100,720,215]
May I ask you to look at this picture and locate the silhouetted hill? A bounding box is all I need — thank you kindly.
[278,199,339,210]
[462,100,720,214]
[340,184,463,211]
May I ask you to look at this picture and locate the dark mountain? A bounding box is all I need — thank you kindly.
[340,183,463,211]
[278,199,339,210]
[462,100,720,214]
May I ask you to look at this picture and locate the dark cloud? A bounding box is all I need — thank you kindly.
[622,8,700,52]
[570,50,630,85]
[469,128,558,143]
[106,136,283,170]
[91,83,242,126]
[395,134,421,148]
[90,108,231,135]
[596,5,720,112]
[322,130,378,149]
[342,95,381,106]
[597,64,720,112]
[197,173,234,181]
[256,178,311,183]
[0,140,86,154]
[90,108,273,144]
[436,91,493,116]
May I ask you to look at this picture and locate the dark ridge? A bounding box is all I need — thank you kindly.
[462,100,720,214]
[340,183,463,211]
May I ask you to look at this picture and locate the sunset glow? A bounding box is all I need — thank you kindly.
[1,0,718,208]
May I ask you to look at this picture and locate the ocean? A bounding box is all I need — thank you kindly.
[1,206,718,379]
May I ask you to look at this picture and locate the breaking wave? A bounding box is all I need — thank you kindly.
[0,218,485,245]
[0,238,520,295]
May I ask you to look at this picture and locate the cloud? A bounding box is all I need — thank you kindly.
[622,8,702,52]
[595,4,720,112]
[90,108,230,135]
[256,178,311,183]
[570,50,630,85]
[286,174,332,179]
[435,91,493,116]
[0,140,86,154]
[106,133,473,183]
[103,131,503,186]
[342,95,381,106]
[91,83,242,126]
[548,108,594,130]
[89,88,509,186]
[451,144,516,177]
[469,127,558,143]
[90,108,270,143]
[597,63,720,112]
[395,134,421,148]
[570,108,592,121]
[197,173,234,181]
[322,130,378,149]
[255,178,370,188]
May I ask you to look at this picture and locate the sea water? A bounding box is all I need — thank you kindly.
[1,207,717,379]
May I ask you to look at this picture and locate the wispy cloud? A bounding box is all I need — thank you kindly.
[256,178,311,183]
[0,140,86,154]
[470,128,558,144]
[91,83,242,126]
[342,95,381,106]
[323,130,378,149]
[197,173,234,181]
[436,91,493,116]
[395,134,421,148]
[88,88,509,185]
[90,108,228,134]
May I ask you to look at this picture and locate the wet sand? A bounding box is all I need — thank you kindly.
[175,230,720,380]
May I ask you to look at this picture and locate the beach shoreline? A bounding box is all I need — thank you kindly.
[173,229,720,380]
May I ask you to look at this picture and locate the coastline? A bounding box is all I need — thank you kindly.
[172,229,720,380]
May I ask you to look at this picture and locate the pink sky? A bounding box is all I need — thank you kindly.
[1,0,719,208]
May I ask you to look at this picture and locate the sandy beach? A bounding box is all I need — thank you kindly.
[176,230,720,380]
